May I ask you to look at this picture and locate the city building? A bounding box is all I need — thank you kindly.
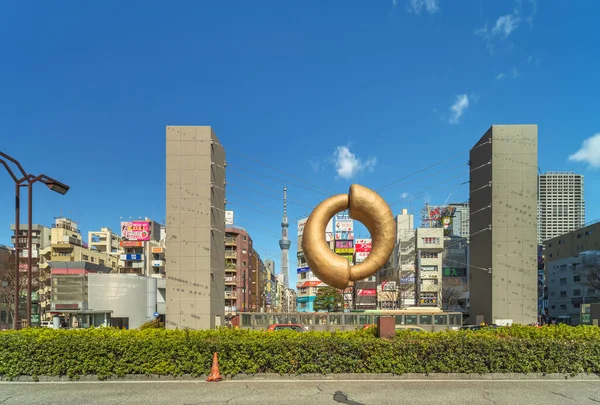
[543,220,600,324]
[447,203,470,239]
[384,209,416,308]
[442,236,469,312]
[119,218,165,278]
[469,124,538,325]
[295,216,334,312]
[265,259,275,312]
[250,249,268,312]
[88,227,121,257]
[538,172,585,244]
[49,261,165,329]
[47,217,119,271]
[416,227,444,307]
[165,125,226,330]
[224,226,253,314]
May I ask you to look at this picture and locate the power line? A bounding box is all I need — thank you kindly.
[225,148,333,195]
[376,154,466,192]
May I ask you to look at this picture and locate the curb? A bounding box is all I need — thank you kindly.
[2,373,600,382]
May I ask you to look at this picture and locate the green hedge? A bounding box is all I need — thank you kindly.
[1,325,599,380]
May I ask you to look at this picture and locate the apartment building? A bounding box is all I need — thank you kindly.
[88,227,121,257]
[469,124,538,325]
[224,226,253,313]
[250,249,268,312]
[48,218,119,271]
[165,125,226,330]
[416,228,444,306]
[538,172,585,244]
[544,220,600,324]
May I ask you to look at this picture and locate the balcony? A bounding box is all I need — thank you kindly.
[225,291,236,298]
[225,276,237,285]
[225,237,237,246]
[225,250,237,258]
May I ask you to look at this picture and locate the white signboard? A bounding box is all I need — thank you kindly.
[335,221,354,232]
[298,217,308,237]
[355,252,369,263]
[225,210,234,225]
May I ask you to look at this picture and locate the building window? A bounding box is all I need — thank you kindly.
[560,291,567,297]
[242,261,247,267]
[574,275,581,282]
[420,252,439,259]
[99,259,105,266]
[242,249,247,254]
[560,304,567,310]
[82,255,89,261]
[573,289,581,296]
[560,278,567,285]
[242,236,247,241]
[422,237,440,245]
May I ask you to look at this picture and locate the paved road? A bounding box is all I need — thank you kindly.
[1,379,600,404]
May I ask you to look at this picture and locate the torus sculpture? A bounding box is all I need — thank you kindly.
[302,184,396,289]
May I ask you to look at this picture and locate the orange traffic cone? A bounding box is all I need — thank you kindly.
[206,352,223,382]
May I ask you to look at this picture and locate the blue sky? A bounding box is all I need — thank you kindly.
[2,0,600,290]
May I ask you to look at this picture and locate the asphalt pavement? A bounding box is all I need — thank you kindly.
[1,379,600,404]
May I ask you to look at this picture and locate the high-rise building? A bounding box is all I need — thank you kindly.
[538,172,585,244]
[165,126,226,329]
[469,125,538,325]
[224,226,252,314]
[279,188,290,289]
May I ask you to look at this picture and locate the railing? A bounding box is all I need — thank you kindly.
[225,251,237,258]
[225,237,237,244]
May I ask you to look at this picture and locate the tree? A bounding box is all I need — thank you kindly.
[0,250,19,326]
[313,286,343,312]
[441,278,466,311]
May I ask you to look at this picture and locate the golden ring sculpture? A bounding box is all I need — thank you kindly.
[302,184,396,289]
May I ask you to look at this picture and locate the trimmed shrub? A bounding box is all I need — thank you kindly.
[0,324,599,380]
[139,319,165,330]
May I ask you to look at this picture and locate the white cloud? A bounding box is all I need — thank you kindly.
[527,54,533,63]
[512,67,521,77]
[475,2,527,53]
[448,94,469,125]
[496,73,505,80]
[569,133,600,169]
[407,0,440,15]
[392,0,398,8]
[492,14,521,38]
[309,161,321,172]
[332,146,377,180]
[401,192,410,199]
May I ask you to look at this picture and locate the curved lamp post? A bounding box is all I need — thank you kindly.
[0,152,69,329]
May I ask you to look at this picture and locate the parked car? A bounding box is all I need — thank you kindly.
[267,324,306,332]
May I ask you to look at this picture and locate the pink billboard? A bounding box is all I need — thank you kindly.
[121,221,150,241]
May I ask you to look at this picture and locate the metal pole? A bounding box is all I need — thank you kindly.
[13,184,20,330]
[27,182,33,328]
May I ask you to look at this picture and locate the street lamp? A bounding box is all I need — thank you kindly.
[25,174,69,327]
[0,152,69,329]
